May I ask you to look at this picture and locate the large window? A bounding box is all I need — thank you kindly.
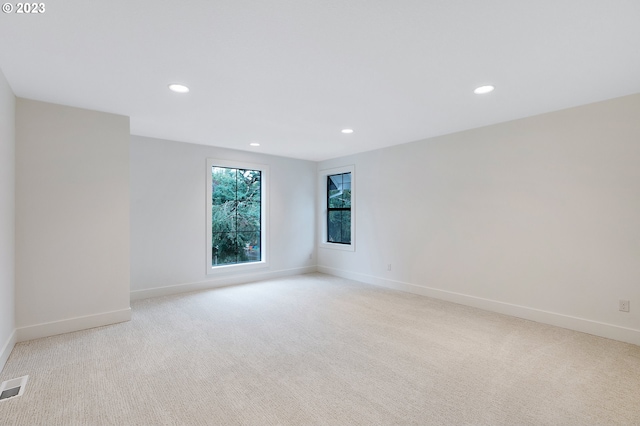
[206,159,268,273]
[319,165,355,251]
[327,172,351,244]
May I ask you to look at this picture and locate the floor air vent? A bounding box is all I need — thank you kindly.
[0,376,29,402]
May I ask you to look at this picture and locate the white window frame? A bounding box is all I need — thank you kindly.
[206,158,269,275]
[318,165,355,252]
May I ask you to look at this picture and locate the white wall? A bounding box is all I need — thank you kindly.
[318,93,640,345]
[130,135,316,299]
[0,68,16,371]
[15,99,131,341]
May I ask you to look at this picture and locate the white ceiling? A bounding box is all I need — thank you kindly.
[1,1,639,161]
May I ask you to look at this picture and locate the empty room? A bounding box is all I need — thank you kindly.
[1,1,639,424]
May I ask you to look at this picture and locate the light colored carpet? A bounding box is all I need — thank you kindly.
[1,273,639,425]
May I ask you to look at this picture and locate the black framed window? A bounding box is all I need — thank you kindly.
[327,172,351,244]
[211,167,261,266]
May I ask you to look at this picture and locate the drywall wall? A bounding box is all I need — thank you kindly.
[0,68,16,371]
[15,99,131,341]
[130,136,316,299]
[318,93,640,345]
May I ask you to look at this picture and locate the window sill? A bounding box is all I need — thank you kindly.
[206,260,269,275]
[319,241,355,252]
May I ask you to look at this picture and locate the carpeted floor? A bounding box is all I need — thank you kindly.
[1,273,639,425]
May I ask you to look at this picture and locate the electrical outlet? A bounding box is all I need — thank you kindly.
[308,254,312,260]
[387,264,391,271]
[619,300,630,312]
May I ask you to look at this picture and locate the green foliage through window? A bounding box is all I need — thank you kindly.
[327,172,351,244]
[211,167,261,266]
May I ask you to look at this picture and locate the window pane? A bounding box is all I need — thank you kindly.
[237,231,261,263]
[328,210,342,243]
[328,174,342,208]
[328,173,351,209]
[341,173,351,206]
[212,201,237,232]
[328,210,350,244]
[328,193,343,208]
[236,169,261,201]
[328,174,342,190]
[212,231,237,266]
[212,167,237,203]
[237,201,260,231]
[341,210,351,243]
[341,187,351,208]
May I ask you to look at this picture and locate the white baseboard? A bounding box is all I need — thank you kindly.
[16,308,131,343]
[130,266,318,301]
[0,329,17,373]
[318,265,640,346]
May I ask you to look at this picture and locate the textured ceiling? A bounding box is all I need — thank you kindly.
[1,0,639,161]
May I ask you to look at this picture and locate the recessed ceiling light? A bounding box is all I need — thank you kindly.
[341,129,354,134]
[168,84,190,93]
[474,85,494,94]
[249,142,260,147]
